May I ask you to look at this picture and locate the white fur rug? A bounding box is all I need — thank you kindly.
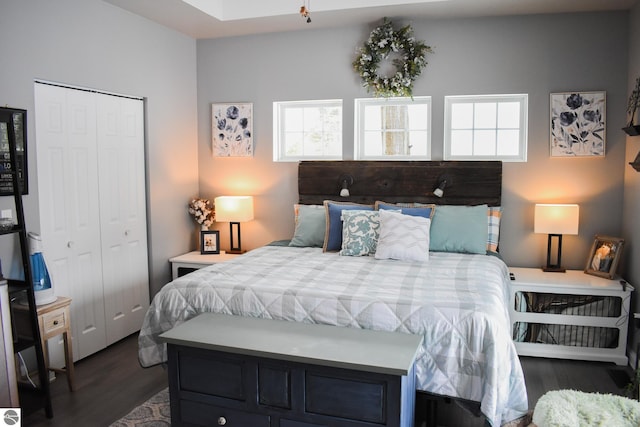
[532,390,640,427]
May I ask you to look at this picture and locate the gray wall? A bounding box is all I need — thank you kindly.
[0,0,199,297]
[623,2,640,362]
[198,12,630,270]
[0,4,634,311]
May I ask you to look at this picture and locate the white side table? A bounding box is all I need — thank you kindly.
[169,251,240,280]
[509,267,633,365]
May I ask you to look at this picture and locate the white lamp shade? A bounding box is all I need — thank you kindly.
[214,196,254,222]
[534,204,579,235]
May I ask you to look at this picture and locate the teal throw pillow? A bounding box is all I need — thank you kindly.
[289,204,326,247]
[430,205,489,254]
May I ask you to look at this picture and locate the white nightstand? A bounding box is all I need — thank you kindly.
[508,267,633,365]
[169,251,241,280]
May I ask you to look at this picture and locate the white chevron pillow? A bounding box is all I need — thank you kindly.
[375,209,430,262]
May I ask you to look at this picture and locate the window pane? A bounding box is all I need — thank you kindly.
[474,103,496,129]
[364,105,382,130]
[383,131,408,155]
[451,103,473,129]
[451,130,473,155]
[363,131,383,156]
[302,134,318,155]
[324,132,342,155]
[324,107,342,132]
[474,130,496,155]
[407,104,429,130]
[498,102,520,128]
[497,129,520,155]
[303,108,321,132]
[284,132,303,156]
[408,131,428,155]
[285,108,303,132]
[381,106,406,131]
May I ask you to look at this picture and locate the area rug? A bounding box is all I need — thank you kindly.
[109,387,170,427]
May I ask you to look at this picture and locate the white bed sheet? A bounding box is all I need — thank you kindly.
[138,246,528,426]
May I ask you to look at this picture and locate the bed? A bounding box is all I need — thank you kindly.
[138,161,529,427]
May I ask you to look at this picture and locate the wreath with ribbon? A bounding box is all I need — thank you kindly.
[353,18,432,98]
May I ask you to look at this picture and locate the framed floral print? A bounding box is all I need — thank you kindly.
[212,102,253,157]
[550,91,606,157]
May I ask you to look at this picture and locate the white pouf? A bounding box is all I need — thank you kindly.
[533,389,640,427]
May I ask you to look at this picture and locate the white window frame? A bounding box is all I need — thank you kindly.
[273,99,343,162]
[444,94,528,162]
[354,96,432,160]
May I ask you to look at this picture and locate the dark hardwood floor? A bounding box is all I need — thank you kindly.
[23,333,167,427]
[422,355,634,427]
[21,333,635,427]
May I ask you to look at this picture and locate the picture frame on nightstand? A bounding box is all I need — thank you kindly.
[584,235,624,279]
[200,230,220,255]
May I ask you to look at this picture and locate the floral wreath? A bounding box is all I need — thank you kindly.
[353,18,432,98]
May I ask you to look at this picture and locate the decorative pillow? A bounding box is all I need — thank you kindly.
[339,210,380,256]
[375,210,430,262]
[487,206,502,252]
[323,201,374,252]
[289,204,326,247]
[430,204,489,254]
[375,201,435,219]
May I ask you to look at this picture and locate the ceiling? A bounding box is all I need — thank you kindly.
[104,0,637,39]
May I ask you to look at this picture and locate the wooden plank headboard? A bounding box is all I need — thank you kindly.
[298,161,502,206]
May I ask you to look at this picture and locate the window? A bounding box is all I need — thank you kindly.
[354,97,431,160]
[273,100,342,162]
[444,94,528,162]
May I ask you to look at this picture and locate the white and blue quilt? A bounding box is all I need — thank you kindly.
[138,246,528,426]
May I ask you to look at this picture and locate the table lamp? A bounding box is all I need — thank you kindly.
[534,204,579,272]
[214,196,254,254]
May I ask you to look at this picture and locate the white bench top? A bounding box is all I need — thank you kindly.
[160,313,422,376]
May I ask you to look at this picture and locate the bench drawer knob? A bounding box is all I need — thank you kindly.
[217,417,227,425]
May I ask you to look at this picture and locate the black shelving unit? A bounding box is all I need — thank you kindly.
[0,107,52,417]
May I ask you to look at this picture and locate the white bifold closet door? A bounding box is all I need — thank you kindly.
[96,94,148,345]
[34,82,149,362]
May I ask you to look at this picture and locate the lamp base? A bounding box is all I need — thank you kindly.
[542,265,566,273]
[543,234,566,273]
[227,249,246,255]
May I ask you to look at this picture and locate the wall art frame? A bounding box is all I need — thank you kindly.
[584,235,624,279]
[200,230,220,255]
[550,91,606,157]
[212,102,253,157]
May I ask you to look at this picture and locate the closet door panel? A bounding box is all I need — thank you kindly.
[35,84,107,361]
[97,95,149,345]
